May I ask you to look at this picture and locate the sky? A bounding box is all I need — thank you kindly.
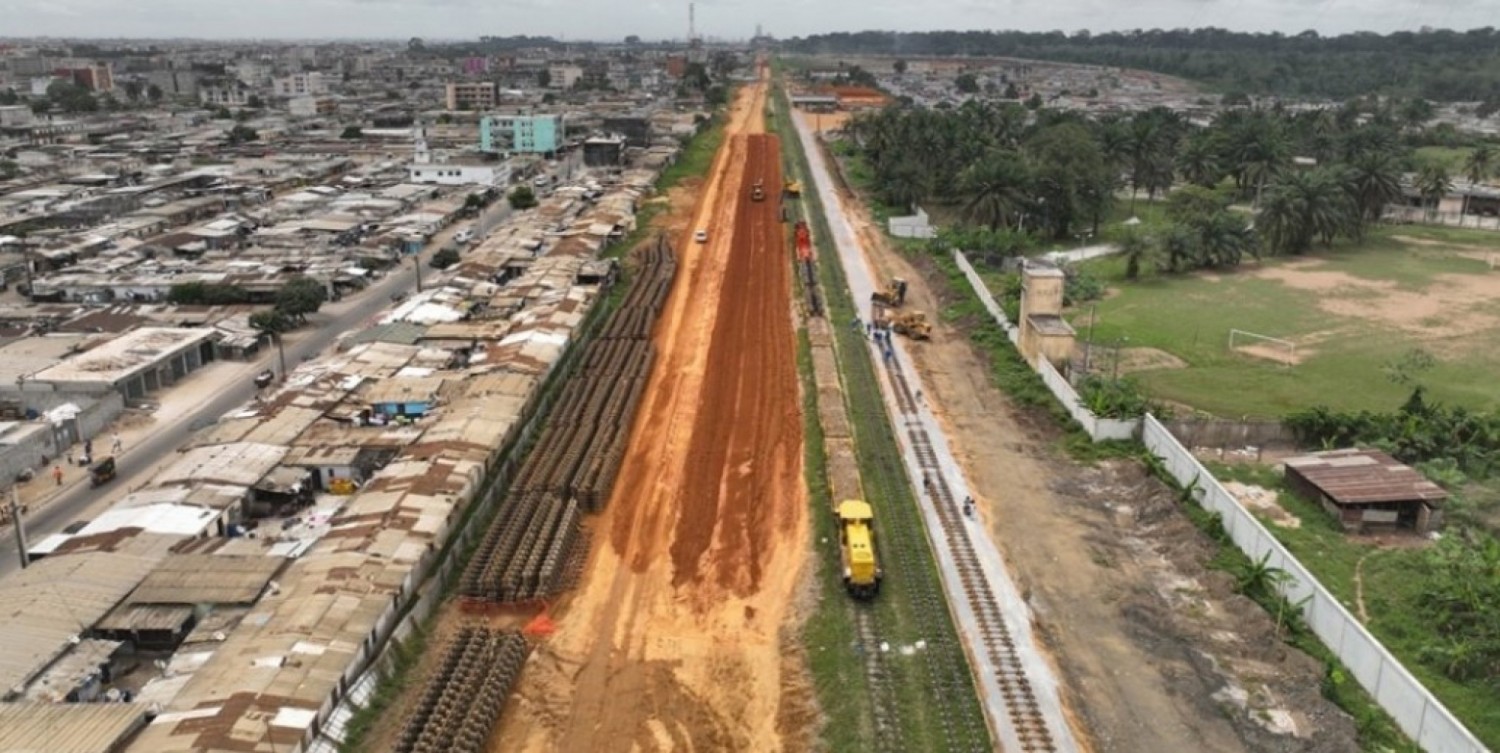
[0,0,1493,42]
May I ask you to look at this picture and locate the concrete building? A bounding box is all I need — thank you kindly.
[145,69,199,100]
[481,113,564,154]
[583,135,625,168]
[1017,263,1076,368]
[445,81,497,111]
[55,62,114,93]
[27,327,221,400]
[288,95,338,117]
[272,72,326,98]
[199,83,253,107]
[548,64,584,90]
[408,160,510,187]
[0,105,33,128]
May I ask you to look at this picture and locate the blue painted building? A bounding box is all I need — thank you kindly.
[480,113,565,155]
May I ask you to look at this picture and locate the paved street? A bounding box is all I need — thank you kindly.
[0,204,503,577]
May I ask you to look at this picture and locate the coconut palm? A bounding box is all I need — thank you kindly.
[1462,145,1495,224]
[1416,163,1454,222]
[1343,151,1405,228]
[1118,230,1155,280]
[1176,132,1223,188]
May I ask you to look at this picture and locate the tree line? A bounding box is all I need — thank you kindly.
[846,99,1499,276]
[784,28,1500,103]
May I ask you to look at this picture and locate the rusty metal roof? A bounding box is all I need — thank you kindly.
[1283,449,1448,507]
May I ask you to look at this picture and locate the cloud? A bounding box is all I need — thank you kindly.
[4,0,1498,39]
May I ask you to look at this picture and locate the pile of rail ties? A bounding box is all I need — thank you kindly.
[391,627,529,753]
[460,236,677,604]
[392,239,676,753]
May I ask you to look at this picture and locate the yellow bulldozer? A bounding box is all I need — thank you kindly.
[870,277,908,308]
[783,179,802,197]
[891,311,932,340]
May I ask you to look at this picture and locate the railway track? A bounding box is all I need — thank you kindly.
[884,360,1060,753]
[788,188,989,751]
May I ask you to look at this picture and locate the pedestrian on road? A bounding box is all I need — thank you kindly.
[111,433,122,454]
[83,439,92,457]
[52,465,63,486]
[915,389,923,403]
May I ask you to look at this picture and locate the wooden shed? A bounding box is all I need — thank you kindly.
[1282,448,1447,534]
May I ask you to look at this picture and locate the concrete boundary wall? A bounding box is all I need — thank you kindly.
[1142,414,1488,753]
[953,250,1139,442]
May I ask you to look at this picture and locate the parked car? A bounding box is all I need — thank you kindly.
[254,370,275,389]
[454,228,475,244]
[694,229,708,243]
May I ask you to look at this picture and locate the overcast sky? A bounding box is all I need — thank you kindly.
[1,0,1492,42]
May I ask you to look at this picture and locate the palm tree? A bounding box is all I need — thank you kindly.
[1230,113,1290,209]
[1258,169,1356,255]
[1119,230,1154,280]
[1343,151,1404,228]
[957,151,1031,230]
[1462,145,1495,224]
[1416,163,1454,222]
[1177,132,1222,188]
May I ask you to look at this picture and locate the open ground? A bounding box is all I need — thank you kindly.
[1074,224,1500,418]
[495,73,815,751]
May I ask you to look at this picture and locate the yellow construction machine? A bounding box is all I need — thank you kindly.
[892,311,932,340]
[783,178,802,197]
[870,277,908,308]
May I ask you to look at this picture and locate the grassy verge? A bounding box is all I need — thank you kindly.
[616,113,728,255]
[1205,463,1500,748]
[795,325,873,749]
[774,78,991,751]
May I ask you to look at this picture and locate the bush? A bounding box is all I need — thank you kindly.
[1077,375,1156,419]
[508,185,538,210]
[430,247,460,269]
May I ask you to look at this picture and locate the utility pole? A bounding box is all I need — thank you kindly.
[414,254,424,293]
[10,485,28,570]
[273,332,288,383]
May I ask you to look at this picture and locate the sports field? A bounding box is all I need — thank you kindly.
[1076,225,1500,418]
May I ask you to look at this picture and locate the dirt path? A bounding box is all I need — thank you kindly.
[816,124,1364,751]
[497,73,814,752]
[1353,552,1372,624]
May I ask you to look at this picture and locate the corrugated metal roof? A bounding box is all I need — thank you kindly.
[0,551,163,694]
[1284,448,1448,506]
[0,703,149,752]
[128,554,286,606]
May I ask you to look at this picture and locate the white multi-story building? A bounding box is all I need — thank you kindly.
[273,72,326,98]
[548,65,583,90]
[199,83,253,107]
[229,61,271,87]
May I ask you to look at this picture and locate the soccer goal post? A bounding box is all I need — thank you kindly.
[1228,329,1296,364]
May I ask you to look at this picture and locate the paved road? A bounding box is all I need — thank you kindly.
[0,213,493,576]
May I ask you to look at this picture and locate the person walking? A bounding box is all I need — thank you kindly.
[52,465,63,486]
[111,433,122,454]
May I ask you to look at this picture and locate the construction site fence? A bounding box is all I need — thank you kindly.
[953,250,1139,443]
[1141,414,1488,753]
[303,275,618,753]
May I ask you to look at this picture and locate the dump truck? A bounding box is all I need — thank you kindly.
[870,277,908,308]
[783,179,802,198]
[838,500,882,600]
[751,179,766,202]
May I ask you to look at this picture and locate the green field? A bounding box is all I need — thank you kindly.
[1076,225,1500,418]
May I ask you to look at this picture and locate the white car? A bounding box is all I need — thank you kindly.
[694,229,708,243]
[453,229,474,244]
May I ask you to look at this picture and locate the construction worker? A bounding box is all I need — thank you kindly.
[52,465,63,486]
